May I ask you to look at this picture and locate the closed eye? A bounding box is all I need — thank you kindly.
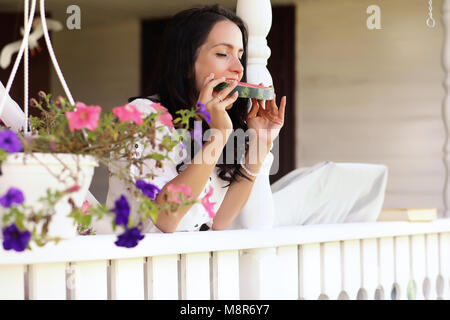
[216,53,243,61]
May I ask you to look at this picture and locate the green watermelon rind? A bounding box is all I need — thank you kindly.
[214,82,275,100]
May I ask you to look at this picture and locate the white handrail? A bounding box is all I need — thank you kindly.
[1,219,450,265]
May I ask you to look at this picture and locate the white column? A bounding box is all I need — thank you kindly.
[443,0,450,218]
[236,0,276,299]
[237,0,273,86]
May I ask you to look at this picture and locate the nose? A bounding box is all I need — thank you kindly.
[230,56,244,77]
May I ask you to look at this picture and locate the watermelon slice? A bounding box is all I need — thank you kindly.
[213,79,275,100]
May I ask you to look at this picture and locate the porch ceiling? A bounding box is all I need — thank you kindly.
[0,0,293,27]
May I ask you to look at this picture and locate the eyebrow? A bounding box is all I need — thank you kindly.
[211,43,244,53]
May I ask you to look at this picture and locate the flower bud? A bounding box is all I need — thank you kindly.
[64,185,80,193]
[29,98,38,107]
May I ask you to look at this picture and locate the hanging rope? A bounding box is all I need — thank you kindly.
[427,0,436,28]
[24,0,29,134]
[39,0,75,106]
[0,0,76,131]
[0,0,36,128]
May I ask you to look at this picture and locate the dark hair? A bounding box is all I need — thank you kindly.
[130,4,251,186]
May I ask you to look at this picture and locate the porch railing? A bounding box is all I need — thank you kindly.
[1,0,450,302]
[1,219,450,300]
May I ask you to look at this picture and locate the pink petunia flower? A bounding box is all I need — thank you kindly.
[201,186,216,218]
[81,200,91,215]
[167,184,194,204]
[151,103,174,129]
[151,103,167,113]
[112,104,143,125]
[65,102,101,132]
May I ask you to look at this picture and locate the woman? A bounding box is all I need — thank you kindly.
[96,4,387,234]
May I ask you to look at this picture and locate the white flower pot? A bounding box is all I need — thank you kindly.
[0,152,98,239]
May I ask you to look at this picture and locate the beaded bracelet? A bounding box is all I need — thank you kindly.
[239,153,260,177]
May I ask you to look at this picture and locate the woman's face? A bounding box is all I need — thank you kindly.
[194,20,244,93]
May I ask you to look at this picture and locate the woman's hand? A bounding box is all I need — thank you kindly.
[197,73,239,134]
[246,84,286,149]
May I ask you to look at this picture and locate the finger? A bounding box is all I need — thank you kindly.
[247,98,259,119]
[269,94,278,115]
[278,96,286,123]
[223,91,239,109]
[258,98,281,123]
[203,72,215,85]
[203,76,228,98]
[217,79,238,100]
[256,99,267,115]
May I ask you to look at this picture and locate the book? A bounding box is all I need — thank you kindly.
[377,207,438,222]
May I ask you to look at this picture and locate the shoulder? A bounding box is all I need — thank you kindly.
[128,98,160,116]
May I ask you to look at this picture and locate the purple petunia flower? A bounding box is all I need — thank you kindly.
[112,195,130,227]
[136,180,161,200]
[196,101,211,124]
[0,187,24,208]
[2,224,31,252]
[0,130,22,153]
[115,227,145,248]
[190,120,203,147]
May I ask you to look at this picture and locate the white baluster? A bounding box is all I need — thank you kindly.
[394,236,411,300]
[180,252,211,300]
[29,262,67,300]
[276,245,299,299]
[426,234,440,300]
[378,237,395,300]
[110,258,144,300]
[212,250,240,300]
[146,255,179,300]
[239,248,279,299]
[321,242,341,300]
[299,243,321,299]
[0,265,25,299]
[72,260,108,300]
[341,240,361,300]
[439,232,450,299]
[410,235,427,300]
[361,239,378,299]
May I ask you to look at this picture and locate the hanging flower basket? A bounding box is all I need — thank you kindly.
[0,7,216,252]
[0,152,98,240]
[0,92,214,252]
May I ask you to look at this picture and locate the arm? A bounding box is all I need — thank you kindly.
[212,140,275,230]
[154,130,229,233]
[154,74,240,233]
[214,92,286,230]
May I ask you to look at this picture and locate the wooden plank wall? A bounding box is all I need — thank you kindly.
[294,0,445,214]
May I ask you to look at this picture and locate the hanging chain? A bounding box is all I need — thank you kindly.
[427,0,436,28]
